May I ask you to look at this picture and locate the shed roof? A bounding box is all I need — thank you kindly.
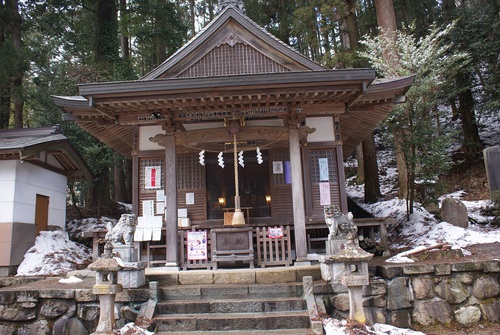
[0,126,93,181]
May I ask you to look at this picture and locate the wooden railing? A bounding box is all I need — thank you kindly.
[255,226,293,268]
[306,217,391,256]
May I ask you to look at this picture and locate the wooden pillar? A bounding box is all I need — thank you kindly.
[132,126,139,217]
[165,134,178,267]
[336,144,348,214]
[289,127,308,263]
[132,154,139,217]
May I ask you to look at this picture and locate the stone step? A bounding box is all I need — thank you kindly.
[157,296,306,314]
[153,310,311,332]
[156,329,315,335]
[160,282,303,299]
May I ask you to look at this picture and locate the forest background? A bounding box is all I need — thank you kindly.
[0,0,498,217]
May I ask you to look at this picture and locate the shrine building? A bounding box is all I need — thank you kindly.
[53,2,413,269]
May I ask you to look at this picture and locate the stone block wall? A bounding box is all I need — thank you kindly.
[0,277,150,335]
[315,260,500,328]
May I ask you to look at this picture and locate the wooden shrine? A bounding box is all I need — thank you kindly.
[53,2,413,269]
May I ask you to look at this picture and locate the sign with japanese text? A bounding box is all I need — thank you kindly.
[268,227,284,239]
[187,231,208,260]
[145,166,161,189]
[319,182,331,206]
[319,158,329,181]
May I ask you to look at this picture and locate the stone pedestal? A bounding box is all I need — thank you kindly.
[113,245,137,263]
[118,261,147,289]
[326,236,348,255]
[319,255,345,283]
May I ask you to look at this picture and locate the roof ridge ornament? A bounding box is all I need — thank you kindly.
[216,0,245,14]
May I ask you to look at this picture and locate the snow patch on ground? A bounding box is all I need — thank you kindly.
[16,230,91,277]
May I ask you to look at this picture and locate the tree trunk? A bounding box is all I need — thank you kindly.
[344,0,360,49]
[95,0,118,65]
[0,5,8,129]
[155,0,167,65]
[374,0,408,199]
[10,0,23,128]
[374,0,397,32]
[458,87,483,159]
[114,154,129,202]
[356,144,365,185]
[393,127,408,199]
[189,0,196,36]
[119,0,129,59]
[363,132,381,203]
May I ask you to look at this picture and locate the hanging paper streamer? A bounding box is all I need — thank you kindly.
[199,150,205,166]
[256,147,263,164]
[238,151,245,167]
[217,152,225,168]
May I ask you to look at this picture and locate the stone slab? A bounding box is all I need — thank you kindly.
[377,265,403,279]
[255,269,297,283]
[452,262,484,272]
[434,264,452,276]
[403,264,435,275]
[179,272,213,285]
[213,271,255,284]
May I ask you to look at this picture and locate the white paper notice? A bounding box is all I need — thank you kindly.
[319,158,329,181]
[319,182,331,206]
[156,201,164,215]
[136,216,163,241]
[273,161,283,174]
[142,200,155,217]
[156,190,165,202]
[186,192,194,205]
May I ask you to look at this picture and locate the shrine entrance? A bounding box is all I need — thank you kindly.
[206,150,271,220]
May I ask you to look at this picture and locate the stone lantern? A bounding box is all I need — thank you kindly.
[88,241,123,335]
[319,210,374,324]
[329,235,373,323]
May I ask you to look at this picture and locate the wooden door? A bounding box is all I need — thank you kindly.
[35,194,49,235]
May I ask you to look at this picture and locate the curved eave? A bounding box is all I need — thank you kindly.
[53,73,414,161]
[52,96,135,159]
[340,75,415,159]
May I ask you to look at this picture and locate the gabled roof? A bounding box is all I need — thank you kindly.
[0,126,93,181]
[52,4,414,160]
[141,5,324,80]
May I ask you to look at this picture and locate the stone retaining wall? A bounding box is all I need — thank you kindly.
[316,260,500,328]
[0,277,150,335]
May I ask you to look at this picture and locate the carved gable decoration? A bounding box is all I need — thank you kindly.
[141,7,324,80]
[176,36,290,78]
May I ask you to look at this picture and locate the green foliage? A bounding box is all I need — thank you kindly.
[360,23,469,212]
[445,1,500,113]
[129,0,188,73]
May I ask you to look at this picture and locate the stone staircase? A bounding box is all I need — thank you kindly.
[148,266,321,334]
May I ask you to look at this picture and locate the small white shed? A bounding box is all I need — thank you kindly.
[0,126,92,276]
